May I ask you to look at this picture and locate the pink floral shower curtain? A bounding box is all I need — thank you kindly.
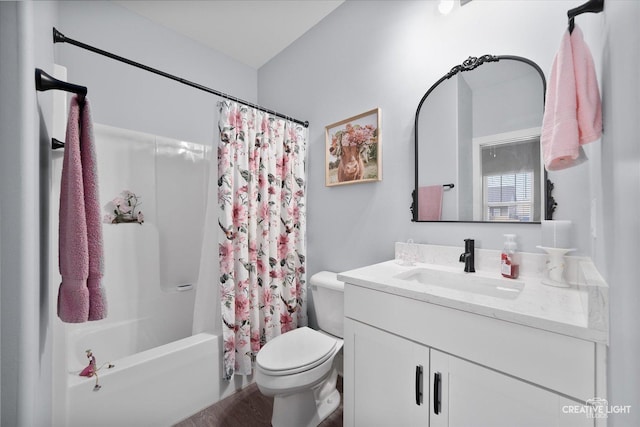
[218,100,307,380]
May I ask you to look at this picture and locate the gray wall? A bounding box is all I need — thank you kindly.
[259,1,639,424]
[52,1,258,422]
[599,1,640,424]
[1,2,57,425]
[56,0,257,145]
[258,0,594,274]
[2,0,638,425]
[2,1,258,425]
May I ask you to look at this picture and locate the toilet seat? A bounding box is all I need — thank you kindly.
[257,327,338,376]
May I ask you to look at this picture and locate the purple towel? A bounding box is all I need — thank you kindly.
[58,95,106,322]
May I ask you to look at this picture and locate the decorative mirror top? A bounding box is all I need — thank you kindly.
[445,55,499,79]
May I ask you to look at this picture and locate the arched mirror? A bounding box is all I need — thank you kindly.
[412,55,554,223]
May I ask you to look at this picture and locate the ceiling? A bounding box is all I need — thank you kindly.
[115,0,345,69]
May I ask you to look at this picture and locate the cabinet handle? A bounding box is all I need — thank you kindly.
[433,371,441,415]
[415,365,423,405]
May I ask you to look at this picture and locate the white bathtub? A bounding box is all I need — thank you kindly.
[66,330,221,427]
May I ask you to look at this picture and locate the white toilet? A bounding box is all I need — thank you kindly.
[255,271,344,427]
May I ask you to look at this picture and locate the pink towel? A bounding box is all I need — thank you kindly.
[572,26,602,145]
[418,185,443,221]
[541,25,602,171]
[58,96,106,323]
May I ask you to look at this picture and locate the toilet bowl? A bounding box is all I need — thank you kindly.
[255,271,344,427]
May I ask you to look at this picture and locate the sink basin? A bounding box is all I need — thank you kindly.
[394,267,524,299]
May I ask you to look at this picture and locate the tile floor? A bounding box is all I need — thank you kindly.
[174,376,343,427]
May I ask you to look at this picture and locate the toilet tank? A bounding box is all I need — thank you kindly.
[310,271,344,338]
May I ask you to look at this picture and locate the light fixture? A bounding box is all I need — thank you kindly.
[438,0,455,15]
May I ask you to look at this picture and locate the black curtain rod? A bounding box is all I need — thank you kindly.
[52,28,309,128]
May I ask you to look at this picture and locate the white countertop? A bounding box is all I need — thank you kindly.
[337,244,608,345]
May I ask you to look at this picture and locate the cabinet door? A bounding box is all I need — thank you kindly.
[430,349,593,427]
[344,319,430,427]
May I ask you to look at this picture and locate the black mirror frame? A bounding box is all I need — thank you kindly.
[411,54,555,223]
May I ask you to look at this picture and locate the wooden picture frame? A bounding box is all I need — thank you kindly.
[325,108,381,187]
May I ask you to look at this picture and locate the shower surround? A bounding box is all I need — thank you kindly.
[50,123,223,426]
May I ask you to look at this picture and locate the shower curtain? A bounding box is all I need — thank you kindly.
[216,100,308,380]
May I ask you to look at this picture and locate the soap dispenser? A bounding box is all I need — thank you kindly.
[501,234,520,279]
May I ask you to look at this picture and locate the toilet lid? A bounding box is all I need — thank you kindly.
[257,327,337,376]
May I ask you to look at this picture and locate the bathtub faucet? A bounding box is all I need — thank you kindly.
[459,238,475,273]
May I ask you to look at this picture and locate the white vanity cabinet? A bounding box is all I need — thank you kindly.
[345,319,430,426]
[429,349,592,427]
[343,283,602,427]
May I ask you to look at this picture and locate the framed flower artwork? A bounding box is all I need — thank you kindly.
[325,108,381,187]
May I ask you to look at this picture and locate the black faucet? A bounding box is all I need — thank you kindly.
[459,239,475,273]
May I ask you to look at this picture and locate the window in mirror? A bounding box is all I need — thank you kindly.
[485,172,534,221]
[476,135,541,222]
